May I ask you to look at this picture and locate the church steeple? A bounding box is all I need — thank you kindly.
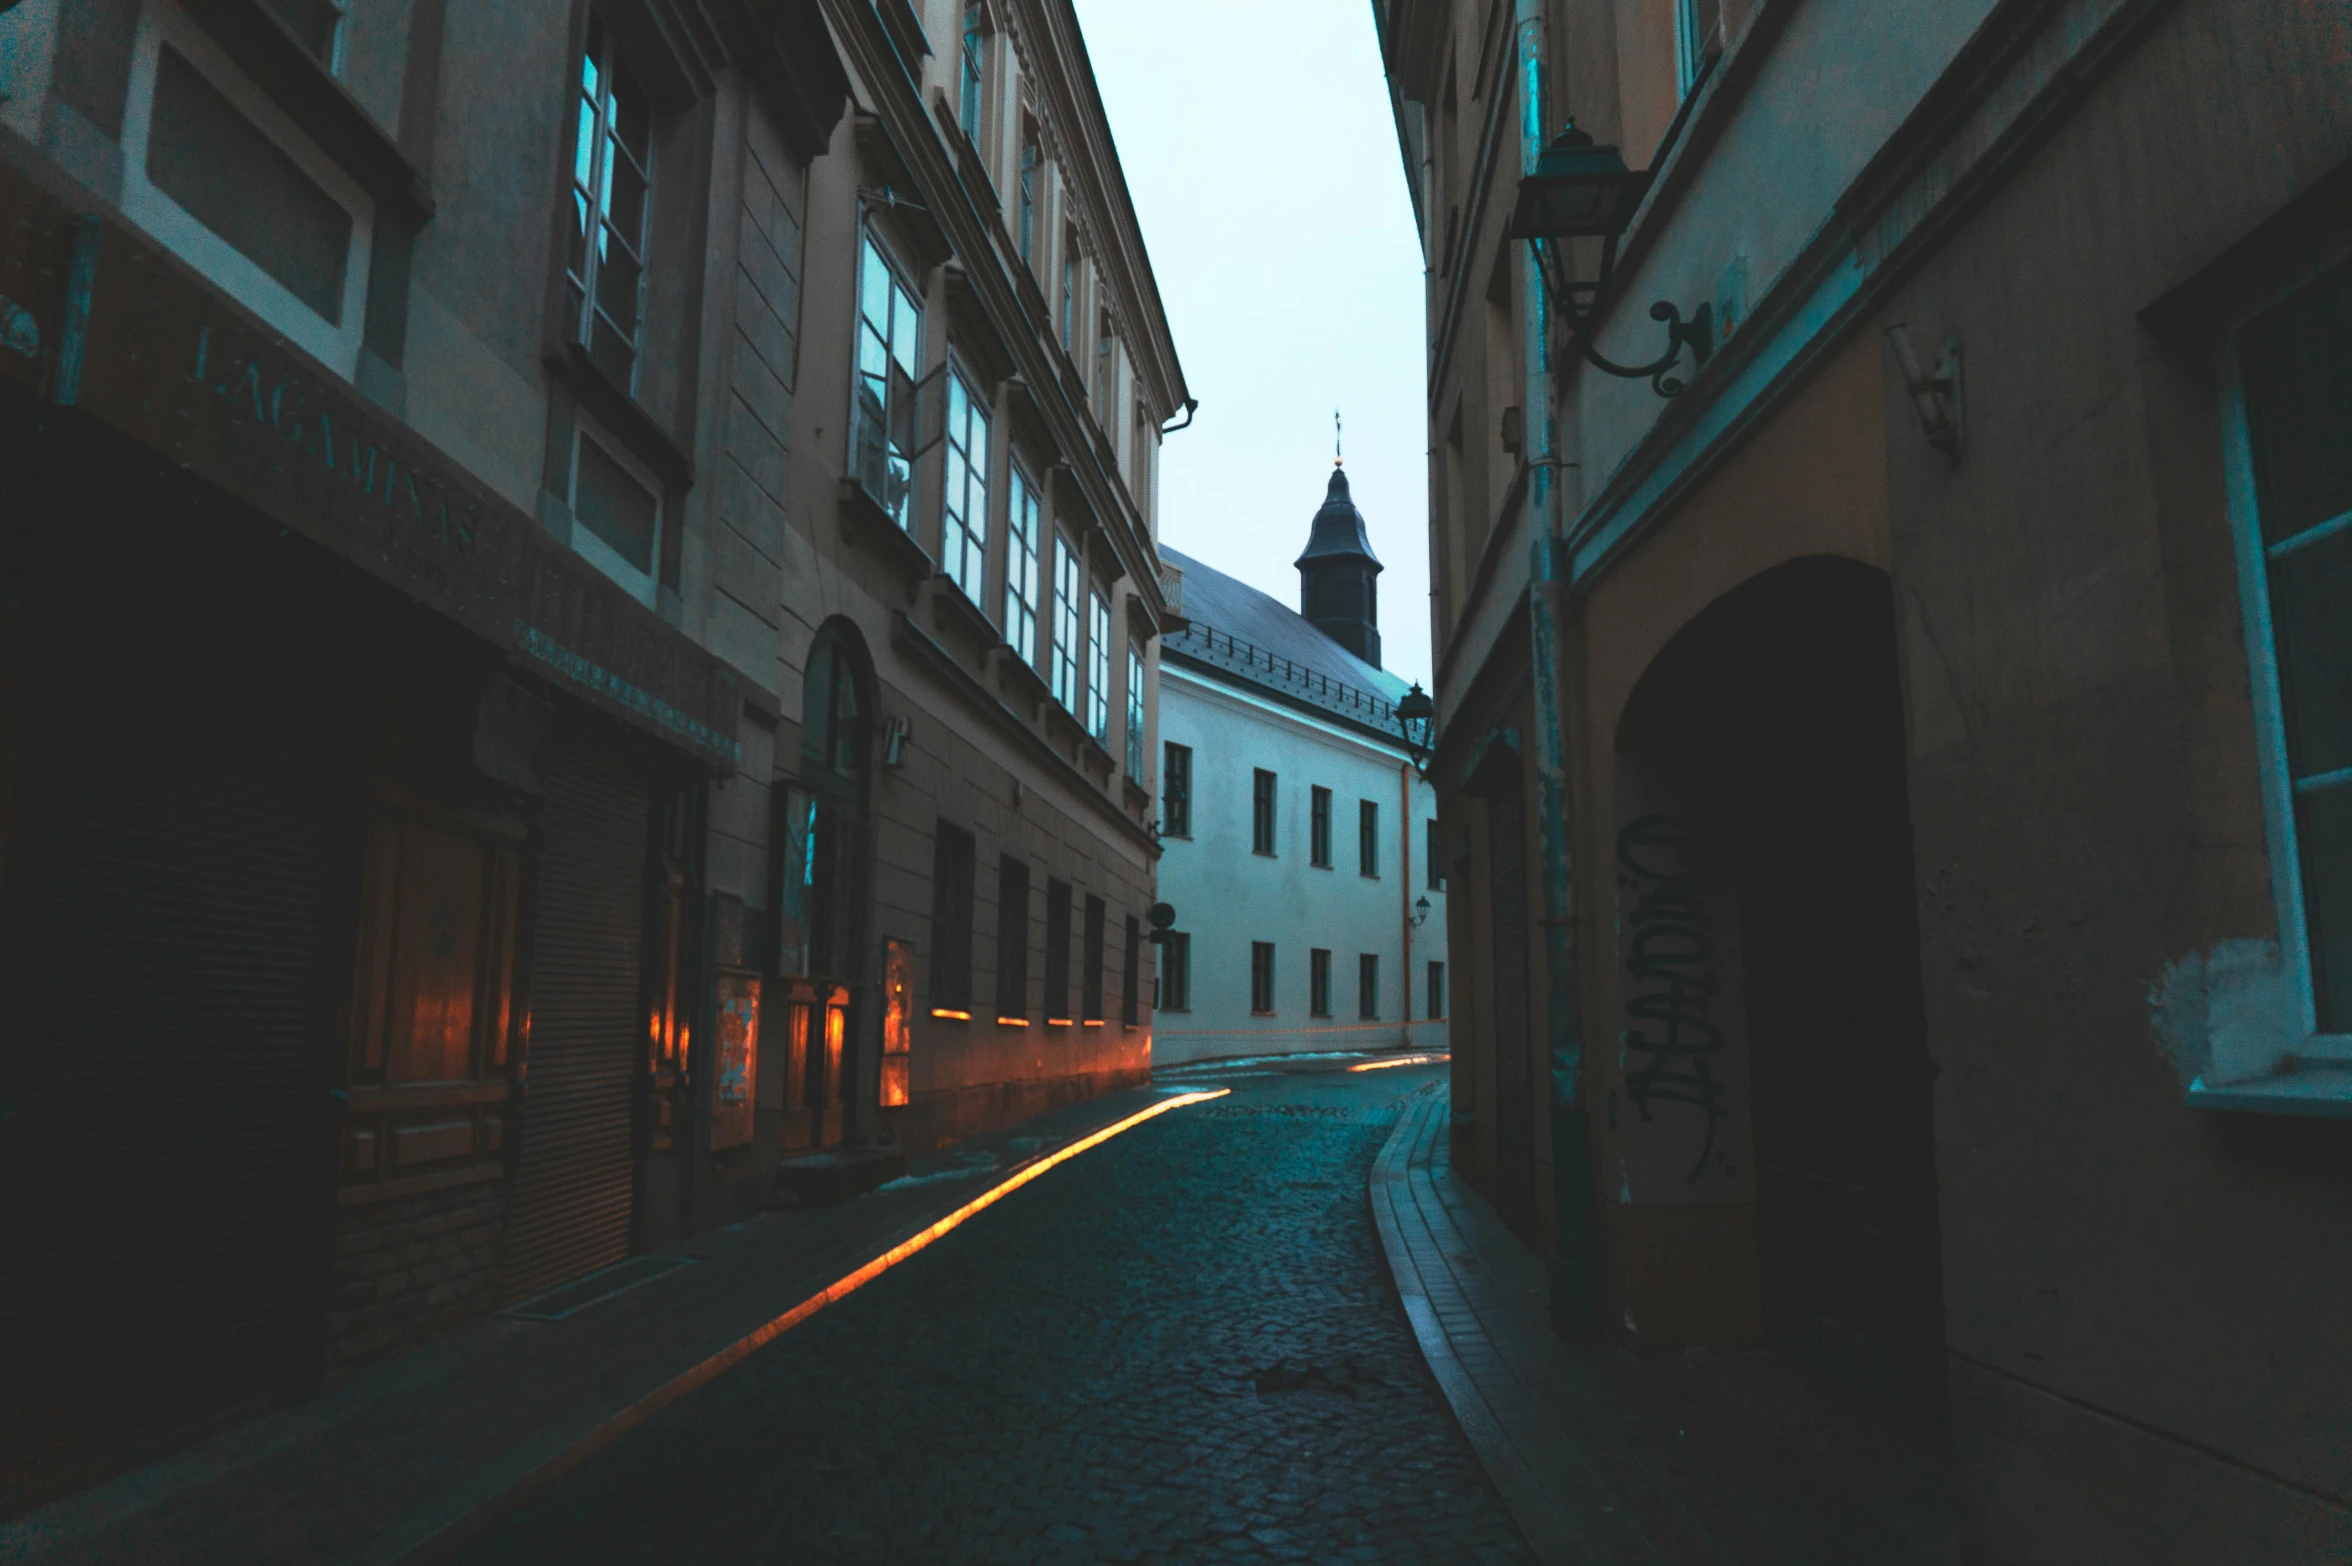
[1295,461,1383,667]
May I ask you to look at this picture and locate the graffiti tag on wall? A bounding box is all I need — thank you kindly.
[1617,814,1736,1185]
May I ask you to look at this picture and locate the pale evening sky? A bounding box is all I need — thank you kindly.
[1070,0,1434,690]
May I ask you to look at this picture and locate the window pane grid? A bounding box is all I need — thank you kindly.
[1163,743,1191,837]
[853,235,922,528]
[1125,645,1145,777]
[943,371,990,603]
[1052,537,1081,712]
[1087,592,1111,743]
[2241,262,2352,1032]
[1005,468,1040,662]
[2267,508,2352,563]
[568,18,649,393]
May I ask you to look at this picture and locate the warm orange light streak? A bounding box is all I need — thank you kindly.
[683,1089,1224,1354]
[929,1008,972,1021]
[439,1086,1232,1548]
[1349,1053,1450,1072]
[996,1016,1028,1027]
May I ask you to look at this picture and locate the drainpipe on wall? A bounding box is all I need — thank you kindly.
[1514,0,1598,1336]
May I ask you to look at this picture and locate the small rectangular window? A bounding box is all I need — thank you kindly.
[1427,960,1446,1020]
[1122,915,1142,1027]
[1126,644,1147,778]
[1159,931,1191,1012]
[1359,953,1380,1020]
[1088,592,1112,745]
[928,822,976,1014]
[1163,743,1193,837]
[148,45,352,324]
[1005,465,1041,663]
[1052,535,1082,713]
[1360,799,1380,878]
[1082,893,1106,1022]
[995,856,1030,1020]
[1044,878,1073,1023]
[1309,948,1332,1017]
[1095,322,1116,418]
[1675,0,1721,95]
[1250,941,1276,1015]
[1253,769,1277,856]
[943,368,991,604]
[1061,237,1079,347]
[1018,126,1040,264]
[1427,818,1442,890]
[1310,787,1333,868]
[572,432,661,580]
[958,0,985,142]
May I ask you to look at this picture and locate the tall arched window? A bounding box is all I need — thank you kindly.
[784,623,873,983]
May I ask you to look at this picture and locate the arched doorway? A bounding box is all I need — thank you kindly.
[777,621,876,1149]
[1613,556,1947,1432]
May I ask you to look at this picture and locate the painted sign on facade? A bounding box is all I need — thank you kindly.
[0,160,743,771]
[711,971,760,1150]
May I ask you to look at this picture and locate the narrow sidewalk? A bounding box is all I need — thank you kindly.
[0,1085,1195,1566]
[1371,1085,1963,1566]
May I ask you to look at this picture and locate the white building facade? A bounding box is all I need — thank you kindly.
[1153,471,1447,1066]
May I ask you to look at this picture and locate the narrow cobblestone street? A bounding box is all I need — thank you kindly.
[454,1060,1530,1565]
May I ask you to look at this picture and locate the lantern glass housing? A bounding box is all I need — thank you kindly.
[1396,683,1435,775]
[1505,123,1645,243]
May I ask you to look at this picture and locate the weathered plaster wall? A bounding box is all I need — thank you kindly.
[1878,0,2352,1551]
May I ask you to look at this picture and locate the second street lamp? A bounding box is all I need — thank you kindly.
[1506,121,1713,398]
[1395,683,1434,779]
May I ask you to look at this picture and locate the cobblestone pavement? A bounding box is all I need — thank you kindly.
[454,1060,1532,1565]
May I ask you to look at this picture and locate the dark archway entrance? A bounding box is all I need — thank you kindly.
[1617,556,1948,1432]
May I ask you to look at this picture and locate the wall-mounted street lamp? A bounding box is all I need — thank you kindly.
[1395,683,1434,779]
[1411,895,1432,931]
[1507,122,1712,399]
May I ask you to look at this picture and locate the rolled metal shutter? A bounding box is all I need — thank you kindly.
[501,720,649,1306]
[0,584,353,1514]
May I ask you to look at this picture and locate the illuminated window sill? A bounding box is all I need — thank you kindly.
[1083,1019,1104,1027]
[930,1008,971,1021]
[996,1015,1027,1027]
[1046,1018,1073,1027]
[2187,1066,2352,1120]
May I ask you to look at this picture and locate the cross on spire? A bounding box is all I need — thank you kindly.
[1334,409,1343,466]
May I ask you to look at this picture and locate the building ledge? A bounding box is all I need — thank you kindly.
[838,476,936,598]
[927,573,1003,660]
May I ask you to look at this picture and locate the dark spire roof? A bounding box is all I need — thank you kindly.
[1160,545,1410,738]
[1294,466,1382,569]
